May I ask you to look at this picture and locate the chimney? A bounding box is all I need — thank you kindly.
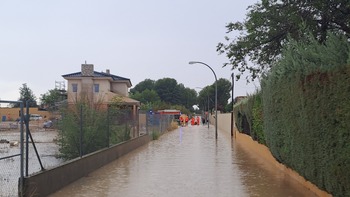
[81,64,94,76]
[106,69,110,74]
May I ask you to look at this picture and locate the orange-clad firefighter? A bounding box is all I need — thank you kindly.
[191,117,195,125]
[180,114,188,127]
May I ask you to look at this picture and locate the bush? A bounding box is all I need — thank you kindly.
[234,92,265,145]
[167,120,179,131]
[57,102,108,160]
[57,100,133,160]
[261,32,350,196]
[251,93,265,145]
[151,131,160,140]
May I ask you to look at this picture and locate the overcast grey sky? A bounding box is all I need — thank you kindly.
[0,0,259,103]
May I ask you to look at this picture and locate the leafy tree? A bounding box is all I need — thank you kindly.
[130,79,155,94]
[216,78,232,112]
[130,77,198,112]
[130,89,160,109]
[197,78,231,112]
[197,86,212,111]
[131,77,231,113]
[177,84,197,110]
[154,78,181,104]
[217,0,350,81]
[40,88,67,111]
[13,83,37,107]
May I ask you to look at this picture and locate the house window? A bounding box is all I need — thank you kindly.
[94,84,99,93]
[72,84,78,92]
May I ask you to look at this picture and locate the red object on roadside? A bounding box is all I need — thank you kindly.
[191,117,195,125]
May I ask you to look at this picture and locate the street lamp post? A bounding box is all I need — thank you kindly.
[231,73,235,138]
[189,61,218,139]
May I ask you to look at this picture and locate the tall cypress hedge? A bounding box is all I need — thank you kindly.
[234,92,265,145]
[261,33,350,196]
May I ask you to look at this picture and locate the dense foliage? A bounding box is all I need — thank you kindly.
[234,92,265,145]
[40,88,67,111]
[13,83,37,107]
[129,79,155,95]
[197,78,232,113]
[218,0,350,81]
[58,102,108,160]
[261,33,350,197]
[130,77,233,113]
[58,99,132,160]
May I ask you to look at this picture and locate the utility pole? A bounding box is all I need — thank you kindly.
[231,73,234,138]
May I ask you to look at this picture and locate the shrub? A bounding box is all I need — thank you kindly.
[151,131,160,140]
[261,32,350,196]
[57,102,108,160]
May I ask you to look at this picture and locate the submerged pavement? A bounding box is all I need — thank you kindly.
[50,124,317,197]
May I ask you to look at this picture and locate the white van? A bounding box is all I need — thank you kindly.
[30,114,42,121]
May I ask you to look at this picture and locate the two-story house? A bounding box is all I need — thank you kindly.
[62,64,140,136]
[62,64,139,107]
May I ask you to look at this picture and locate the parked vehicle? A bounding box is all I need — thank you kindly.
[29,114,42,121]
[43,120,53,128]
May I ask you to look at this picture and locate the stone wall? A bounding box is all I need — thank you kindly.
[0,107,51,121]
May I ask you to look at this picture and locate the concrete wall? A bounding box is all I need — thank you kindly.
[23,134,151,197]
[0,107,51,121]
[92,79,110,103]
[67,79,81,104]
[217,113,232,135]
[111,82,128,96]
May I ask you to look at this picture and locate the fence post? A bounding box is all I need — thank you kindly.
[19,101,24,197]
[25,102,29,176]
[107,106,110,148]
[80,105,83,158]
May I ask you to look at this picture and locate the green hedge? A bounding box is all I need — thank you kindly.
[261,33,350,197]
[234,92,265,145]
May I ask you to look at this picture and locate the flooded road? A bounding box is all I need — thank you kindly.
[51,125,317,197]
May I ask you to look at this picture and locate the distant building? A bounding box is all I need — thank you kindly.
[62,64,140,108]
[62,63,140,137]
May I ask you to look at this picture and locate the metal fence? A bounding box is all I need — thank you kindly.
[0,100,60,197]
[46,107,176,161]
[0,103,176,197]
[0,100,24,197]
[142,111,176,136]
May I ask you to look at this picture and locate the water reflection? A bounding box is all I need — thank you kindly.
[51,125,317,197]
[231,137,317,197]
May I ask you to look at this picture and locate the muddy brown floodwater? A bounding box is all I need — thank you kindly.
[51,125,318,197]
[0,122,62,197]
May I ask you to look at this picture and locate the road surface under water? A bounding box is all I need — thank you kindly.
[50,125,317,197]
